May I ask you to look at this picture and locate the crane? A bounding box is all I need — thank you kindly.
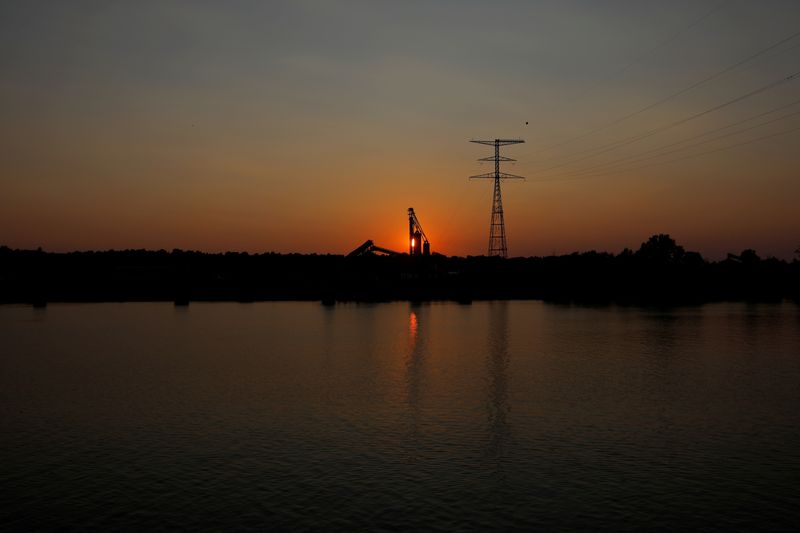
[408,207,430,256]
[346,209,431,258]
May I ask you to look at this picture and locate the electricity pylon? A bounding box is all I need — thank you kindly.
[469,139,525,258]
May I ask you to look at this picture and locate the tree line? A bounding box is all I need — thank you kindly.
[1,235,797,304]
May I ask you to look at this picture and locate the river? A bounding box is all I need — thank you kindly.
[1,301,799,530]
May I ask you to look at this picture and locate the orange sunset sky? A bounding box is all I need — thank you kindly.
[1,1,799,259]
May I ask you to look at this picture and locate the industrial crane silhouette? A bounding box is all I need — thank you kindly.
[347,208,431,257]
[469,139,525,258]
[408,207,430,256]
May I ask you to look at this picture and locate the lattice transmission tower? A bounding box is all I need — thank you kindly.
[469,139,525,258]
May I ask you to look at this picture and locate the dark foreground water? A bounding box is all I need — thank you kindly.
[1,301,799,531]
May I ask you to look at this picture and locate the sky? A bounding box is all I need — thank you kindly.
[1,0,799,259]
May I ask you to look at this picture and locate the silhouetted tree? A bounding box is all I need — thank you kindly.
[636,234,685,264]
[739,249,760,264]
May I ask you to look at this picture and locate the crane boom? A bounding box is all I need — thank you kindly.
[347,240,400,258]
[408,207,430,256]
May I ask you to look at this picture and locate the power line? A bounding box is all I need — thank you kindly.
[526,28,800,156]
[536,98,800,180]
[552,109,800,181]
[563,0,730,105]
[530,123,800,184]
[528,69,800,174]
[526,39,800,168]
[617,123,800,174]
[525,38,800,167]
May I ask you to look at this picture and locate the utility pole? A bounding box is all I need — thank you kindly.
[469,139,525,258]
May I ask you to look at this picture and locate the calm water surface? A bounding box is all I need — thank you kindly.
[1,301,799,530]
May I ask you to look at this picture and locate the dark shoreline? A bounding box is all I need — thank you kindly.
[3,236,798,306]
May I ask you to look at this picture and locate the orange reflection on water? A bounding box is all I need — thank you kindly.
[409,311,418,341]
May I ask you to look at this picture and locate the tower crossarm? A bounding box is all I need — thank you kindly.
[478,156,516,162]
[470,139,524,146]
[469,172,525,180]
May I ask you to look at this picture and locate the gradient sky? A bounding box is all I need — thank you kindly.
[1,1,799,259]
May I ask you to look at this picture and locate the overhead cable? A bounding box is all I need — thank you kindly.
[527,28,800,156]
